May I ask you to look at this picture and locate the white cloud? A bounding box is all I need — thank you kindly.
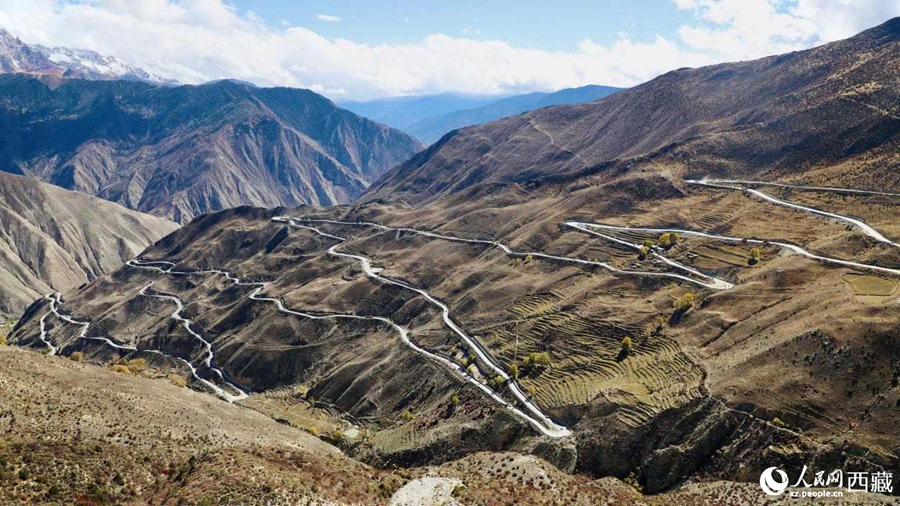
[0,0,898,100]
[675,0,900,61]
[315,13,341,23]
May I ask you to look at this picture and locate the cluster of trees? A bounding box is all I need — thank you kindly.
[523,351,551,368]
[638,239,654,260]
[657,232,680,249]
[509,254,535,266]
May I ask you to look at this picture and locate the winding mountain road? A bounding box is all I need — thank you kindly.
[700,179,900,198]
[277,217,570,437]
[137,282,249,402]
[32,177,897,436]
[567,222,900,277]
[687,179,900,248]
[37,288,248,402]
[564,222,734,289]
[288,218,730,290]
[129,253,571,437]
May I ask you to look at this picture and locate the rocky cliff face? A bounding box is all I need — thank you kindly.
[0,172,177,316]
[0,76,423,223]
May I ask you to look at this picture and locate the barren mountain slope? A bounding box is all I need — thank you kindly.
[0,172,177,316]
[0,75,423,223]
[365,18,900,204]
[10,17,900,501]
[0,345,836,505]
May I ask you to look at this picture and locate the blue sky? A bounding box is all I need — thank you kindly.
[227,0,697,52]
[2,1,899,100]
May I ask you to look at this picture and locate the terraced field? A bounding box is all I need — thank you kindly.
[482,290,704,427]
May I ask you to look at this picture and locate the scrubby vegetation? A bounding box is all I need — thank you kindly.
[748,247,761,265]
[488,374,506,389]
[657,232,680,249]
[111,364,130,374]
[523,351,551,369]
[673,293,695,313]
[0,319,13,345]
[168,374,188,388]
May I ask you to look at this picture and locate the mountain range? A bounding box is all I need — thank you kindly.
[365,18,900,203]
[0,75,423,223]
[5,15,900,505]
[404,85,623,144]
[340,85,623,144]
[0,28,174,84]
[339,92,500,132]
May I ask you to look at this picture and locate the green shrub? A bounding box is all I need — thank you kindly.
[624,472,643,493]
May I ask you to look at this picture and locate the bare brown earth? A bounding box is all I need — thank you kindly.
[10,179,900,496]
[0,172,177,317]
[9,17,900,503]
[8,344,875,505]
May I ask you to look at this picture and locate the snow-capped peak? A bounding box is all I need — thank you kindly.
[0,28,176,85]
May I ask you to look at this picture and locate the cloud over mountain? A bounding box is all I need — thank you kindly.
[0,0,897,100]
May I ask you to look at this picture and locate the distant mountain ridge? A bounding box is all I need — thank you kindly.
[339,93,501,132]
[365,18,900,203]
[0,28,175,84]
[0,75,424,223]
[406,85,623,144]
